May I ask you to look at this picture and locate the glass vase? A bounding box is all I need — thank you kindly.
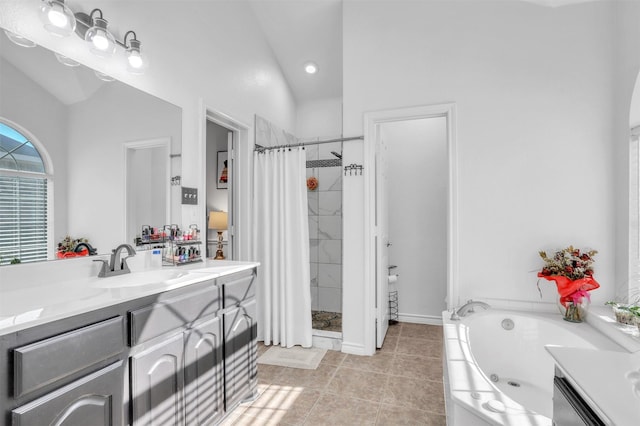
[558,296,590,323]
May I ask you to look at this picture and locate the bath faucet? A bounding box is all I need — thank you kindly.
[94,244,136,277]
[450,300,491,320]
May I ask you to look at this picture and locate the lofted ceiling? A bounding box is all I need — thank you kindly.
[248,0,606,105]
[248,0,343,104]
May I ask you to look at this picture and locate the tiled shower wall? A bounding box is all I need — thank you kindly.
[306,142,342,313]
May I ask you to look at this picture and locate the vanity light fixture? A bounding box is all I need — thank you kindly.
[83,9,116,58]
[40,0,76,37]
[3,30,37,48]
[37,1,147,74]
[304,61,319,74]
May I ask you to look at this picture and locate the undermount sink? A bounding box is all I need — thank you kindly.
[89,269,195,288]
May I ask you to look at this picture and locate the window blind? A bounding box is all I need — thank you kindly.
[0,176,48,264]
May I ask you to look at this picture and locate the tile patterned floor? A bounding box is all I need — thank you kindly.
[221,322,446,425]
[311,310,342,332]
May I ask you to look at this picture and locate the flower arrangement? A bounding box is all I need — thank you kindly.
[57,236,92,258]
[538,246,600,322]
[306,176,318,191]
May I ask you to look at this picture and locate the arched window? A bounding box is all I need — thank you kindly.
[0,121,50,264]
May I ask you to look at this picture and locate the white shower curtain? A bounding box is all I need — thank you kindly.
[253,147,312,348]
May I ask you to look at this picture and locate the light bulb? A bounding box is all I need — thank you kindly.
[304,62,318,74]
[47,7,68,28]
[128,52,143,69]
[39,0,76,37]
[92,33,109,51]
[85,17,115,58]
[126,38,146,74]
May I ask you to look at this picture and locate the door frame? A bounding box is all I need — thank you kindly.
[201,106,251,261]
[363,103,459,354]
[123,137,171,245]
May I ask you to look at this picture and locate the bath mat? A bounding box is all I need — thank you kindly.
[257,346,326,370]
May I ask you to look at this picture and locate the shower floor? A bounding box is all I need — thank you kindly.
[311,310,342,332]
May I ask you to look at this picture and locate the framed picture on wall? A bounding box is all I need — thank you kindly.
[217,151,228,189]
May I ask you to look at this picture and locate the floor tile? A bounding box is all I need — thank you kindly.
[242,385,321,425]
[389,354,443,382]
[304,393,379,425]
[274,363,338,390]
[342,351,394,373]
[321,349,346,366]
[396,336,441,358]
[223,323,446,425]
[378,335,398,353]
[376,404,446,426]
[326,366,387,402]
[400,323,443,342]
[382,375,445,414]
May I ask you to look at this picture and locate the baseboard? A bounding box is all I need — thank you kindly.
[398,313,443,326]
[340,341,369,356]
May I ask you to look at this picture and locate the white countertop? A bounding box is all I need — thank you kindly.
[0,259,259,335]
[546,346,640,426]
[545,307,640,426]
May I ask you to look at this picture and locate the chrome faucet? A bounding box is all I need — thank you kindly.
[450,300,490,320]
[94,244,136,277]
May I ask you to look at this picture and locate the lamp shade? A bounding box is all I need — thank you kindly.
[209,211,228,230]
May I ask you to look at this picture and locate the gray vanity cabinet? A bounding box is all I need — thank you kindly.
[220,269,258,410]
[130,333,185,425]
[1,266,258,426]
[223,299,257,410]
[184,316,224,425]
[12,361,124,426]
[1,315,126,426]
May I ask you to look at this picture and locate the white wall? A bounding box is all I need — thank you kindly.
[0,56,69,249]
[343,1,617,351]
[296,97,343,139]
[382,117,448,322]
[613,1,640,301]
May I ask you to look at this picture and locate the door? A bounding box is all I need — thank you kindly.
[131,334,184,425]
[226,131,235,259]
[184,316,223,425]
[376,132,390,348]
[223,299,257,410]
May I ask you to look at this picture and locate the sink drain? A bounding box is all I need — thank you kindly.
[489,374,499,382]
[508,381,521,387]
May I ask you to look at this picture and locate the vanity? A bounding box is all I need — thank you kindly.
[0,260,259,425]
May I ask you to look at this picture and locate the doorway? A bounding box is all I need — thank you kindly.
[205,120,233,259]
[364,103,458,352]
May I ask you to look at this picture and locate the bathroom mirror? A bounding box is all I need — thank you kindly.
[0,34,182,261]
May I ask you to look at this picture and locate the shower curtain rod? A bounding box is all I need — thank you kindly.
[255,135,363,152]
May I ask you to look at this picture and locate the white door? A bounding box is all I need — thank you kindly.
[376,132,390,348]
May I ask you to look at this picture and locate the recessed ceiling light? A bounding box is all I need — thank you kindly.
[304,61,318,74]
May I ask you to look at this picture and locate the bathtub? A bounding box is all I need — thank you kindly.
[442,308,622,425]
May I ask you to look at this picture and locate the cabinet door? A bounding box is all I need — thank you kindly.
[131,333,184,426]
[184,316,224,426]
[12,361,123,426]
[223,299,257,410]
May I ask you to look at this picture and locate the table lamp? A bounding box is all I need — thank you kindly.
[208,211,228,260]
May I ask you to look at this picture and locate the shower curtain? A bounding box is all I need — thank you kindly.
[253,147,312,348]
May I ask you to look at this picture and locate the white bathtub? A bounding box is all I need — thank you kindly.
[442,308,622,425]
